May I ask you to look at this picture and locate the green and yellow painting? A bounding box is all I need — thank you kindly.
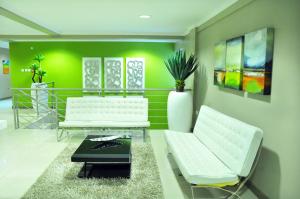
[225,37,243,90]
[2,60,9,74]
[214,41,226,86]
[243,28,274,95]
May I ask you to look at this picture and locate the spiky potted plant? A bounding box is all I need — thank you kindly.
[30,54,47,83]
[165,50,198,92]
[165,50,199,132]
[29,53,48,115]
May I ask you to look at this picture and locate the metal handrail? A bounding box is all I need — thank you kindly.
[11,88,192,91]
[11,87,190,130]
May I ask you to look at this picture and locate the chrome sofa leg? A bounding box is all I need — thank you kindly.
[57,128,65,142]
[190,185,242,199]
[191,186,195,199]
[143,128,146,142]
[66,130,70,139]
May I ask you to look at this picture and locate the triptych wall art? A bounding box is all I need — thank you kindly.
[214,27,274,95]
[82,57,145,91]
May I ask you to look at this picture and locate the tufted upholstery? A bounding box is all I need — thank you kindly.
[59,97,150,128]
[165,130,238,185]
[165,105,263,185]
[193,106,263,177]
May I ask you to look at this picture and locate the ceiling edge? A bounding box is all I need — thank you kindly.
[196,0,256,33]
[0,35,183,43]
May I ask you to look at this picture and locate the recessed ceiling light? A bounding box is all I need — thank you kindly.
[139,15,151,19]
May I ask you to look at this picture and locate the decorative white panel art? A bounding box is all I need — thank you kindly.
[104,57,124,91]
[126,58,145,91]
[82,57,101,91]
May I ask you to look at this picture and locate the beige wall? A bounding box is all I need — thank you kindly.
[175,28,196,90]
[194,0,300,198]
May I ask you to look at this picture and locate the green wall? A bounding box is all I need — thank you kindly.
[194,0,300,198]
[10,42,175,129]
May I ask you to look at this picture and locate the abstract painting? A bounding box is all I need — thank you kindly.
[82,57,101,91]
[2,60,9,74]
[225,36,244,90]
[243,28,274,95]
[225,37,244,90]
[104,57,123,91]
[126,58,145,91]
[214,41,226,86]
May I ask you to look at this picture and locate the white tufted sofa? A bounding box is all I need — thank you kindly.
[58,97,150,140]
[165,105,263,197]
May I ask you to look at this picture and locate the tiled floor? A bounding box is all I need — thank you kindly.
[0,98,257,199]
[0,99,67,199]
[0,102,67,198]
[0,130,67,199]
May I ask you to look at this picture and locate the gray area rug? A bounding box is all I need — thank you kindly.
[22,141,163,199]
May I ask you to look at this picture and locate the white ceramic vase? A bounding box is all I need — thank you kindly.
[31,83,48,115]
[167,91,193,132]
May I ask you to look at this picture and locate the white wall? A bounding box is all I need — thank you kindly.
[0,47,11,99]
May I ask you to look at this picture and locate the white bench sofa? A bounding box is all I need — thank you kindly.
[165,105,263,198]
[58,97,150,141]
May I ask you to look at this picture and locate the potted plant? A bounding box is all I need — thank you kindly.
[164,50,199,132]
[29,54,48,115]
[30,54,47,83]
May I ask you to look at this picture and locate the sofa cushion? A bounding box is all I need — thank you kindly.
[165,130,239,185]
[65,97,148,122]
[193,106,263,177]
[59,121,150,128]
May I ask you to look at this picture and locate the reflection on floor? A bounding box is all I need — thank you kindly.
[0,107,257,199]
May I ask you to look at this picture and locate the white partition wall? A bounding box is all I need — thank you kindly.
[104,57,123,91]
[126,58,145,91]
[82,57,101,91]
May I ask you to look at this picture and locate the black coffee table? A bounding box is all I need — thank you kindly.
[71,135,132,178]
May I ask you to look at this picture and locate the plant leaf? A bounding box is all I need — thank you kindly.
[164,50,198,82]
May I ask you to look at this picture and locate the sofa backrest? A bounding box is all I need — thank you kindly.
[65,97,148,122]
[193,105,263,177]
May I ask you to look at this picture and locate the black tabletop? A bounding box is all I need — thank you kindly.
[71,135,131,163]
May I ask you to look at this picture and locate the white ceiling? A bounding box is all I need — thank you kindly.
[0,0,237,36]
[0,15,45,35]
